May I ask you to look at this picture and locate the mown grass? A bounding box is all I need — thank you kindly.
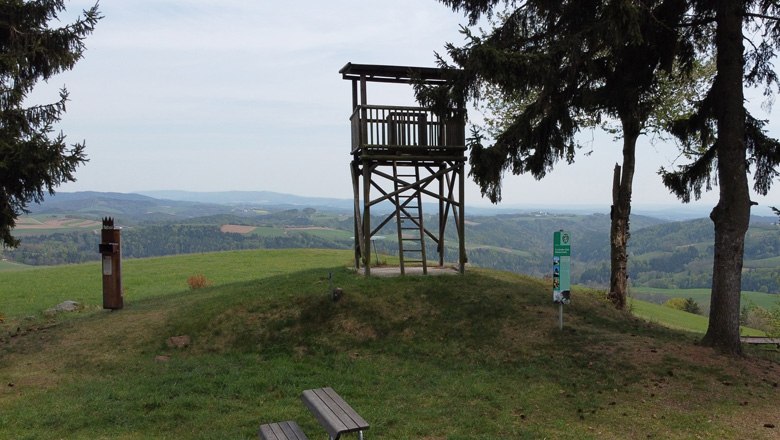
[287,228,352,241]
[12,214,101,236]
[247,226,287,238]
[0,260,33,272]
[0,249,353,318]
[1,250,779,439]
[743,255,780,269]
[630,300,764,336]
[632,287,780,310]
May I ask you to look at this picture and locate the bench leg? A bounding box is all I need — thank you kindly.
[329,433,363,440]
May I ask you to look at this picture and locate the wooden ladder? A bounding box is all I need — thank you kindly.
[393,162,427,275]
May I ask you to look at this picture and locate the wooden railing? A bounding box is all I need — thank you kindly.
[350,105,465,153]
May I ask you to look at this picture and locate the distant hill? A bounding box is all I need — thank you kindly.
[26,191,232,223]
[137,190,355,211]
[10,191,780,294]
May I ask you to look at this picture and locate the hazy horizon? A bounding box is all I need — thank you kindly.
[42,188,780,219]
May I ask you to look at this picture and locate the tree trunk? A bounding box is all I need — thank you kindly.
[608,119,639,310]
[701,0,749,355]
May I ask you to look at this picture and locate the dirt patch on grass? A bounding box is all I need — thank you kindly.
[336,317,378,342]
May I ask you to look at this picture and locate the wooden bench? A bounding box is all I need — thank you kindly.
[741,337,780,347]
[301,387,369,440]
[258,420,309,440]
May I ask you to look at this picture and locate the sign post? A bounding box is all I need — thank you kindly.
[98,217,123,310]
[553,230,571,329]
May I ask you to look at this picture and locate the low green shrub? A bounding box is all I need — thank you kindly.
[664,297,701,314]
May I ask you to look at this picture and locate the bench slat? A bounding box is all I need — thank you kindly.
[741,337,780,345]
[302,389,349,436]
[321,387,369,429]
[259,420,308,440]
[301,387,369,438]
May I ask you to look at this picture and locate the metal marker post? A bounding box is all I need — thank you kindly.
[559,303,563,330]
[552,230,571,330]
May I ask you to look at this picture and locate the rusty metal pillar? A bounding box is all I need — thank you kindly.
[99,217,123,310]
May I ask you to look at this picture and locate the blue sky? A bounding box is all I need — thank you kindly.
[35,0,780,214]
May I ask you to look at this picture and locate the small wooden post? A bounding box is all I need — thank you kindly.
[99,217,123,310]
[559,303,564,330]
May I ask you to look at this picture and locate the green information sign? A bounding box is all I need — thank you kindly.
[553,230,571,304]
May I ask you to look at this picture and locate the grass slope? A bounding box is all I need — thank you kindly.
[0,249,353,318]
[629,300,764,336]
[633,287,780,311]
[0,260,33,273]
[1,250,778,439]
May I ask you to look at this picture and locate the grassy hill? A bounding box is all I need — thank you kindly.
[1,249,778,439]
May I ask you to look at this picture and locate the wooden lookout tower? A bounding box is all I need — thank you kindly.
[340,62,467,276]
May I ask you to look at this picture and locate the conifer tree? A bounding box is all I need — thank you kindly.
[423,0,699,310]
[433,0,780,355]
[0,0,100,248]
[660,0,780,354]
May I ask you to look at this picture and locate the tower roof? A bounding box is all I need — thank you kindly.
[339,62,453,85]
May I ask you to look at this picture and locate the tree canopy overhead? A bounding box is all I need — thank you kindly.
[0,0,100,248]
[421,0,704,310]
[660,2,780,203]
[421,0,707,198]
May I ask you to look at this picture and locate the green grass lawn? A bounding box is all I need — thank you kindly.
[0,260,33,272]
[287,228,352,241]
[744,255,780,269]
[1,250,778,439]
[247,226,288,238]
[629,299,765,336]
[0,249,353,318]
[632,286,780,310]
